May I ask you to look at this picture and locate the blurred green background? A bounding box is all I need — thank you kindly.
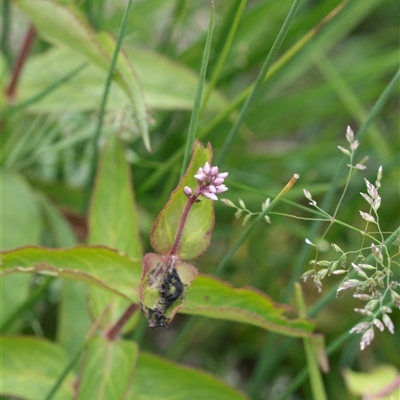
[1,0,399,399]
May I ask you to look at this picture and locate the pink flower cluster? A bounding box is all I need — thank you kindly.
[184,162,228,201]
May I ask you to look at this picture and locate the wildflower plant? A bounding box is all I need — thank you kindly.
[301,127,400,350]
[141,150,229,329]
[221,197,272,225]
[1,0,398,399]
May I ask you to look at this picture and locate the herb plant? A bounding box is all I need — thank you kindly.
[1,1,398,399]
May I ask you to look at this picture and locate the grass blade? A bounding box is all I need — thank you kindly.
[295,283,328,400]
[7,63,87,115]
[200,0,247,113]
[84,0,133,212]
[180,1,214,177]
[249,70,400,396]
[139,0,344,194]
[215,0,304,165]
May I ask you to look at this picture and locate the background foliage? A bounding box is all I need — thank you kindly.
[1,0,399,399]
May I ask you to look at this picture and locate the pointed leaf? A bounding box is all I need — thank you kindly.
[78,337,138,400]
[150,141,214,260]
[0,336,74,400]
[1,173,42,331]
[89,136,142,259]
[88,136,142,331]
[128,352,248,400]
[0,246,141,302]
[16,0,150,151]
[1,172,43,249]
[37,194,92,357]
[1,248,314,336]
[17,47,228,113]
[181,275,315,338]
[38,193,77,248]
[58,280,93,358]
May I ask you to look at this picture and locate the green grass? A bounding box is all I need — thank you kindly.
[1,0,399,399]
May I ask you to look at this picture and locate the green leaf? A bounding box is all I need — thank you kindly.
[78,337,138,400]
[182,275,315,338]
[0,246,141,302]
[125,46,227,111]
[1,247,314,337]
[343,365,400,399]
[150,141,214,260]
[88,135,142,331]
[0,172,43,249]
[128,352,248,400]
[57,280,93,359]
[37,193,92,358]
[0,172,42,331]
[38,193,77,248]
[89,136,142,259]
[16,0,149,151]
[16,47,227,112]
[0,336,74,400]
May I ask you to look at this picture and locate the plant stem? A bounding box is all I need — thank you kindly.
[6,23,36,102]
[44,347,84,400]
[83,0,133,213]
[137,0,345,195]
[170,195,197,257]
[0,276,53,333]
[166,175,300,357]
[214,174,299,276]
[200,0,247,114]
[180,2,214,177]
[215,0,304,165]
[106,185,198,339]
[295,283,328,400]
[105,303,138,341]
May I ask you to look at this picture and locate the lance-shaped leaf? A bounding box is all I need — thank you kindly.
[1,248,314,337]
[88,136,142,331]
[128,352,248,400]
[78,337,138,400]
[1,173,42,332]
[0,246,141,302]
[181,275,315,338]
[140,253,198,328]
[16,0,150,151]
[17,47,228,113]
[37,193,93,357]
[0,336,74,400]
[150,141,214,260]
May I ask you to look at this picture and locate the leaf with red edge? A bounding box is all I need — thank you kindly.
[150,141,214,260]
[181,274,316,338]
[0,245,140,303]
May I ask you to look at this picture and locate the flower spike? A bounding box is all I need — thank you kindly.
[184,162,229,201]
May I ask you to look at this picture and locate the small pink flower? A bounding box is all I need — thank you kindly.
[185,162,229,201]
[184,186,193,197]
[215,184,228,193]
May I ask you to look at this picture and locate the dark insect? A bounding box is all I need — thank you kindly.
[148,309,169,330]
[147,267,184,329]
[159,268,184,308]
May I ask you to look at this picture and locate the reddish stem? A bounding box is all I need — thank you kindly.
[169,195,197,257]
[6,23,36,102]
[105,193,198,339]
[105,303,138,341]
